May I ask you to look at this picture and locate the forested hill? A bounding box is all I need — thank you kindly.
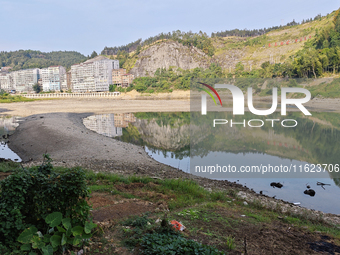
[0,50,87,71]
[101,9,340,80]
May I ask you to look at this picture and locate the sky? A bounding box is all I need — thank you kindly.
[0,0,339,56]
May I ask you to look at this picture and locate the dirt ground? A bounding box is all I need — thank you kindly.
[0,93,340,117]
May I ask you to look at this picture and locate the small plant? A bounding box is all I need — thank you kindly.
[226,235,235,250]
[122,214,151,228]
[177,208,200,220]
[17,212,97,254]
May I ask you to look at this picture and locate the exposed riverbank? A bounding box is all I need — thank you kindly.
[0,89,340,116]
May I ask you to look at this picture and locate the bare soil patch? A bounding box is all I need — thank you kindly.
[91,200,155,222]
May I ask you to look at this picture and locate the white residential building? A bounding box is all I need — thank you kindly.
[0,68,40,92]
[0,73,13,91]
[40,66,66,92]
[71,56,119,92]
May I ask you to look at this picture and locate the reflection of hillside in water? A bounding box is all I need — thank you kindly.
[117,113,192,160]
[82,112,340,185]
[190,111,340,183]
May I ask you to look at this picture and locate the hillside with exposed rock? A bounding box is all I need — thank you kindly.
[115,10,337,77]
[129,40,210,77]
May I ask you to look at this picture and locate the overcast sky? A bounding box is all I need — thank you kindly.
[0,0,339,56]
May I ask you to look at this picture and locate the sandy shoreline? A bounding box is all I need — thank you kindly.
[2,98,340,225]
[0,95,340,117]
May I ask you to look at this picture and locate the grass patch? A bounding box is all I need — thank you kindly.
[245,212,271,223]
[309,78,340,98]
[0,161,21,172]
[0,95,36,103]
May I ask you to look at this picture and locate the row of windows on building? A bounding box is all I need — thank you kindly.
[0,56,134,93]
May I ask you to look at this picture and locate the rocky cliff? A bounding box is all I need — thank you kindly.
[130,41,210,77]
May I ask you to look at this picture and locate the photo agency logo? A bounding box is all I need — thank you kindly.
[198,82,312,128]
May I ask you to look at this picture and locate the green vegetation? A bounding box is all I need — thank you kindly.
[85,171,340,253]
[309,78,340,97]
[131,63,224,92]
[121,214,224,255]
[141,232,224,255]
[212,14,323,38]
[0,160,21,173]
[0,91,35,103]
[86,171,227,210]
[245,10,340,79]
[33,83,41,93]
[0,50,86,71]
[17,212,97,255]
[0,155,94,253]
[134,112,190,127]
[1,158,340,254]
[103,30,215,57]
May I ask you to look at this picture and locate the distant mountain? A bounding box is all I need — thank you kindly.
[0,50,87,71]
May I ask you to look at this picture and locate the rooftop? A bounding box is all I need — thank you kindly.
[84,55,112,64]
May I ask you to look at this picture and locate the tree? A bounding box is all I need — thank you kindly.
[109,84,117,92]
[136,45,142,55]
[90,51,98,58]
[33,83,41,93]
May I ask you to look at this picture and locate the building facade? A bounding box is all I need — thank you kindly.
[41,66,66,92]
[0,73,13,91]
[112,68,134,87]
[0,68,40,92]
[71,56,119,92]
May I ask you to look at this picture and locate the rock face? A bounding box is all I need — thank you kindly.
[130,41,210,77]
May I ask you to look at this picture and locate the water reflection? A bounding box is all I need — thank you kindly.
[0,116,21,161]
[83,113,136,137]
[83,112,340,214]
[190,111,340,179]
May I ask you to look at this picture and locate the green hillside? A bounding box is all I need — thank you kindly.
[0,50,87,71]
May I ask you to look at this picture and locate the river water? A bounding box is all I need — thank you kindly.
[1,112,339,214]
[83,112,340,215]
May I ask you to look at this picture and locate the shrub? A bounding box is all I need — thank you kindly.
[121,215,224,255]
[17,211,97,254]
[0,155,90,248]
[141,232,224,255]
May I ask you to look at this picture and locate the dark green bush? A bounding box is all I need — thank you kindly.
[0,155,90,248]
[121,214,224,255]
[141,232,224,255]
[122,214,150,228]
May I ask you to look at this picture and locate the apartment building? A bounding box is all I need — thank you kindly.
[41,66,66,92]
[0,73,13,91]
[71,56,119,92]
[112,68,134,87]
[0,68,40,92]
